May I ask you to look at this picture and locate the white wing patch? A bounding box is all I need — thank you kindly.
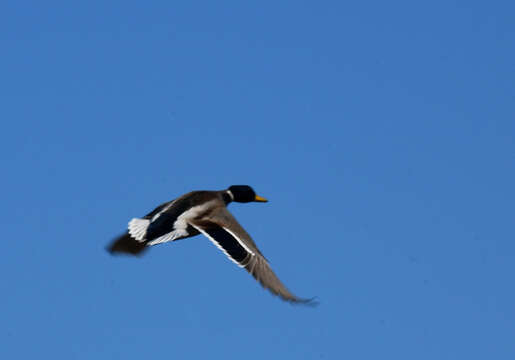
[190,223,254,268]
[146,201,216,246]
[128,218,150,242]
[146,228,189,245]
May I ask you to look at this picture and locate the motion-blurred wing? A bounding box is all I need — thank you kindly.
[190,208,314,304]
[107,199,175,255]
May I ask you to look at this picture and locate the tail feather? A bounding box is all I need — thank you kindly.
[107,232,147,256]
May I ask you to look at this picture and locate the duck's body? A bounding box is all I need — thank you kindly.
[108,185,313,305]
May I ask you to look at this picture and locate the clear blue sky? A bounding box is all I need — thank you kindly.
[1,1,514,359]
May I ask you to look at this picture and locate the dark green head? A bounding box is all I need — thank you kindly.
[227,185,268,203]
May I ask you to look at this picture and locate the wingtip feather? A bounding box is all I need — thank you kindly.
[107,233,148,256]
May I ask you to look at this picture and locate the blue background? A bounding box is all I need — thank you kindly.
[2,1,514,359]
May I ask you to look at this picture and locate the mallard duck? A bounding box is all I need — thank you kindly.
[107,185,314,304]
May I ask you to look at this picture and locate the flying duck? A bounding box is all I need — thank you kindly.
[107,185,314,305]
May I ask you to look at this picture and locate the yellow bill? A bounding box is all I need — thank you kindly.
[254,195,268,202]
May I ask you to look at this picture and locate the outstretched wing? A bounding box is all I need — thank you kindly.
[190,207,314,305]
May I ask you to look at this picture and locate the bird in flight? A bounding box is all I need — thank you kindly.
[107,185,315,305]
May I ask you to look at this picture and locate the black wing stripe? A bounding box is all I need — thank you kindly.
[203,227,250,264]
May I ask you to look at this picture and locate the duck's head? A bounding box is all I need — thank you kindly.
[227,185,268,203]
